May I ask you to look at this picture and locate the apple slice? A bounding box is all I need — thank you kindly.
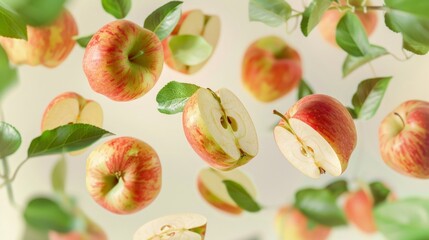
[177,10,205,35]
[133,213,207,240]
[183,88,258,171]
[197,167,257,215]
[273,94,357,178]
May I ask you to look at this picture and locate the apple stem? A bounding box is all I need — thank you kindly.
[319,167,326,175]
[129,50,145,61]
[394,112,405,128]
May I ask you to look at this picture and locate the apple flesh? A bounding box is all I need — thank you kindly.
[197,168,257,215]
[86,137,162,214]
[273,94,357,178]
[379,100,429,178]
[133,213,207,240]
[0,9,77,67]
[83,20,164,101]
[183,88,258,171]
[242,36,302,102]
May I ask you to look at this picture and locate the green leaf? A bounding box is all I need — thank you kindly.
[297,79,314,100]
[73,34,93,48]
[347,107,357,119]
[0,2,27,39]
[144,1,183,41]
[11,0,67,27]
[342,45,388,77]
[168,35,213,65]
[295,188,347,226]
[27,123,113,158]
[51,157,66,194]
[102,0,131,19]
[325,179,348,198]
[403,35,429,55]
[336,12,371,56]
[301,0,333,36]
[23,197,74,233]
[0,45,18,99]
[0,121,21,158]
[375,198,429,240]
[351,77,392,120]
[249,0,291,27]
[223,180,261,212]
[156,81,200,114]
[369,181,391,206]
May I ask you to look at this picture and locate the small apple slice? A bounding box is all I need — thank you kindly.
[177,10,205,35]
[197,167,257,215]
[133,213,207,240]
[183,88,258,171]
[273,94,357,178]
[77,100,103,127]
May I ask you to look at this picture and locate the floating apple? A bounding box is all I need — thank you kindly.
[0,9,77,67]
[86,137,162,214]
[379,100,429,178]
[183,88,258,171]
[48,218,107,240]
[197,168,257,215]
[162,9,221,74]
[242,36,302,102]
[343,188,376,234]
[275,205,331,240]
[83,20,164,101]
[319,0,378,46]
[273,94,357,178]
[133,213,207,240]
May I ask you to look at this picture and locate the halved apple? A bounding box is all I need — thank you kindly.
[183,88,258,171]
[133,213,207,240]
[197,167,257,215]
[273,94,357,178]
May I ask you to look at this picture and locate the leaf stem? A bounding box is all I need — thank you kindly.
[1,157,16,206]
[0,157,30,188]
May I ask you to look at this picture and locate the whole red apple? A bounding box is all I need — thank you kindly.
[86,137,162,214]
[379,100,429,178]
[83,20,164,101]
[242,36,302,102]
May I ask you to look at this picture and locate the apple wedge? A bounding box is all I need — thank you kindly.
[177,10,205,35]
[183,88,258,171]
[133,213,207,240]
[197,168,257,215]
[273,94,357,178]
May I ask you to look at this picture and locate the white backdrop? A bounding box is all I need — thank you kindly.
[1,0,428,239]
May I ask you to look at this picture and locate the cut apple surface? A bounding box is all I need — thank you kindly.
[177,10,205,35]
[183,88,258,171]
[197,168,257,214]
[133,213,207,240]
[273,94,357,178]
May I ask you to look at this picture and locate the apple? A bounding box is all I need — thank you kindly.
[197,168,257,215]
[182,88,258,171]
[48,219,107,240]
[275,205,331,240]
[242,36,302,102]
[273,94,357,178]
[343,188,376,234]
[379,100,429,178]
[319,0,378,46]
[162,10,221,74]
[83,20,164,101]
[86,137,162,214]
[0,9,77,67]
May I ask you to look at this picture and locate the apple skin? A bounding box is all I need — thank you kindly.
[83,20,164,101]
[319,0,377,46]
[379,100,429,178]
[275,206,331,240]
[0,9,77,67]
[242,36,302,102]
[344,189,376,234]
[86,137,162,214]
[48,220,107,240]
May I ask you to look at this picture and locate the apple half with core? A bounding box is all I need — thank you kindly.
[133,213,207,240]
[379,100,429,178]
[273,94,357,178]
[197,168,257,215]
[83,20,164,101]
[86,137,162,214]
[242,36,302,102]
[183,88,258,171]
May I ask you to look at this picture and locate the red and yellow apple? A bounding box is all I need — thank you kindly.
[343,188,376,234]
[0,9,77,67]
[182,88,258,171]
[86,137,162,214]
[319,0,378,46]
[242,36,302,102]
[83,20,164,101]
[379,100,429,178]
[275,205,331,240]
[48,219,107,240]
[273,94,357,178]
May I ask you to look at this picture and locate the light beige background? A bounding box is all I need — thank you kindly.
[1,0,428,239]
